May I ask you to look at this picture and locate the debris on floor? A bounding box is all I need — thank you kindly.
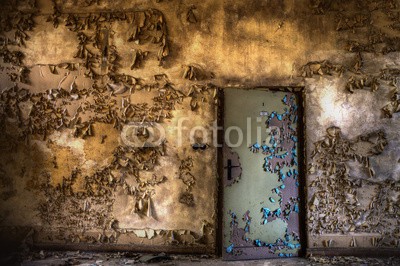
[0,250,398,266]
[308,255,400,265]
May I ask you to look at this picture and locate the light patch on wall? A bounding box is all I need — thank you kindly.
[49,130,85,156]
[189,33,206,55]
[319,85,344,125]
[23,17,79,65]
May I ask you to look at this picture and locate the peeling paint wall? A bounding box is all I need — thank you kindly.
[0,0,399,254]
[0,0,218,252]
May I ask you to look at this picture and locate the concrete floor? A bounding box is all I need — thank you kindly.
[0,251,397,266]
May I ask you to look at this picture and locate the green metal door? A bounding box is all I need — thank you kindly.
[222,88,302,260]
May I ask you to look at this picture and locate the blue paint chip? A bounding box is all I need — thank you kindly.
[273,208,282,217]
[226,244,234,253]
[262,207,271,217]
[269,197,275,203]
[261,207,271,224]
[285,242,296,249]
[261,145,269,153]
[279,170,286,181]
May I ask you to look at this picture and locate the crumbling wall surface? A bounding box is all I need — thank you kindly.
[300,0,400,250]
[0,0,399,254]
[0,0,219,252]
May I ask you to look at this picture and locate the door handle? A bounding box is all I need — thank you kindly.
[225,159,240,180]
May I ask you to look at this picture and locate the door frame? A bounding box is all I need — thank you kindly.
[216,86,308,258]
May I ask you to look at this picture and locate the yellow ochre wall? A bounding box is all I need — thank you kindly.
[0,0,399,254]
